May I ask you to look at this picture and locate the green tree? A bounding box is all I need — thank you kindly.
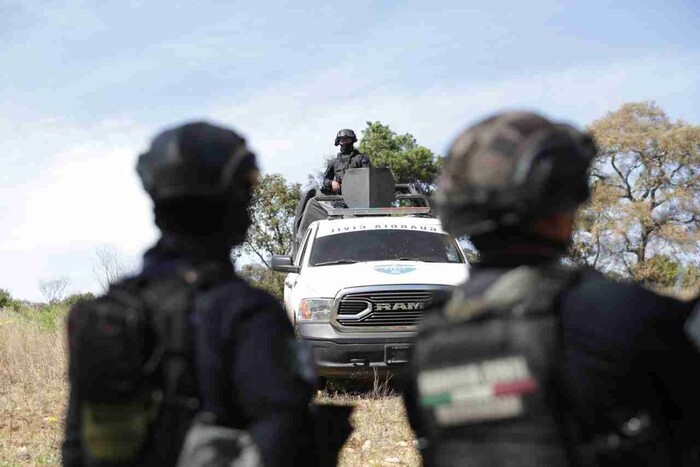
[238,263,285,300]
[0,288,15,309]
[570,102,700,286]
[243,173,301,267]
[358,121,442,192]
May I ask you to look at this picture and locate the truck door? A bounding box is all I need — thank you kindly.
[284,226,313,321]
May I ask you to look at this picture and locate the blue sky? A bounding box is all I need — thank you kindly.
[1,0,699,300]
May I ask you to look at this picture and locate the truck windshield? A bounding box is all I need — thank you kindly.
[309,230,464,266]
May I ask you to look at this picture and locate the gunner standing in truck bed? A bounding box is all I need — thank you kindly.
[322,129,371,194]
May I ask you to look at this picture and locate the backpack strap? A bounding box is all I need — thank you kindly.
[138,262,232,463]
[444,264,582,323]
[148,264,231,404]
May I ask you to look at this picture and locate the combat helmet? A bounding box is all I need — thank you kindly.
[434,112,596,237]
[334,128,357,146]
[136,122,259,244]
[137,121,258,204]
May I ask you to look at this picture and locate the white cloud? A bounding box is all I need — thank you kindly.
[0,119,156,300]
[2,120,156,251]
[211,53,699,184]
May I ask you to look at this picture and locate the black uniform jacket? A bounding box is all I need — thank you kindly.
[404,250,700,465]
[62,236,315,467]
[322,150,371,193]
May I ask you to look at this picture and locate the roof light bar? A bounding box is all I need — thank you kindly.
[325,206,432,217]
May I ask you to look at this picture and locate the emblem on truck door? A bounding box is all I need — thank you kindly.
[374,302,426,311]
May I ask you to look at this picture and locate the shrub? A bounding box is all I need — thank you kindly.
[0,288,14,308]
[10,303,70,331]
[633,255,682,288]
[63,292,96,306]
[238,263,285,300]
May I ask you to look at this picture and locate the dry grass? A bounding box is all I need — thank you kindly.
[0,308,67,466]
[318,376,421,467]
[2,285,693,466]
[0,309,420,466]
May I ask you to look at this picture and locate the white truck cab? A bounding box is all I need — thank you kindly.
[272,168,468,378]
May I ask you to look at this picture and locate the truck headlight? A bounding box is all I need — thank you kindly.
[298,298,333,322]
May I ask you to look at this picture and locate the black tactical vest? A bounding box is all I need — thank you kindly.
[410,265,580,467]
[332,151,367,183]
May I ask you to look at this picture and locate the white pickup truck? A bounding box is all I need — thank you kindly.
[272,186,468,378]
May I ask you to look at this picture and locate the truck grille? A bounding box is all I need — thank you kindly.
[336,290,435,327]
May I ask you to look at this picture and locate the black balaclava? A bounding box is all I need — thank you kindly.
[470,226,570,266]
[153,165,255,258]
[339,142,354,155]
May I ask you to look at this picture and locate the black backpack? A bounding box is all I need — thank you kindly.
[411,265,681,467]
[67,264,237,465]
[410,265,581,466]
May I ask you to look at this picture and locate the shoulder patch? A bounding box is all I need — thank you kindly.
[418,355,538,426]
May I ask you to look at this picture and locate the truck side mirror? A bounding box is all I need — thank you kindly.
[271,255,301,274]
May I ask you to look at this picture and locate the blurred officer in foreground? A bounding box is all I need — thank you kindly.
[404,112,700,466]
[63,122,325,466]
[322,128,371,194]
[686,303,700,352]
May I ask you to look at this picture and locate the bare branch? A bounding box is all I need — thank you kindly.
[620,253,635,277]
[669,214,698,225]
[243,239,272,268]
[592,231,602,268]
[92,245,129,293]
[610,154,635,201]
[39,276,70,304]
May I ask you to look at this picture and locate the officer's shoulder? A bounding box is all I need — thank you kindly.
[573,268,659,298]
[566,268,683,316]
[198,276,284,319]
[227,276,280,304]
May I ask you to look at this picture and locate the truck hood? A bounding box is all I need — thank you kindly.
[299,261,468,297]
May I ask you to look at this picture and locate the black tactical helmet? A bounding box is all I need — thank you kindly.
[137,121,258,203]
[334,128,357,146]
[434,112,596,237]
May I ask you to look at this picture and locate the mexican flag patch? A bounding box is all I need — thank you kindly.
[418,356,537,426]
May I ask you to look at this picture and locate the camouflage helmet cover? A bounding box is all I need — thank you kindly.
[435,112,596,237]
[334,128,357,146]
[136,121,258,203]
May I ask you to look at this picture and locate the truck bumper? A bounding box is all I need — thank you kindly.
[297,322,416,378]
